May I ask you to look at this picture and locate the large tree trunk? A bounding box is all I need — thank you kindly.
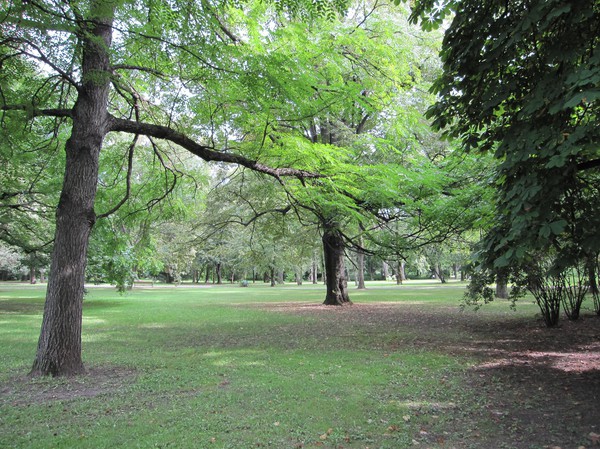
[322,226,351,305]
[31,4,114,377]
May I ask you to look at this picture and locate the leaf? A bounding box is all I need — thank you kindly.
[319,428,333,440]
[549,220,567,236]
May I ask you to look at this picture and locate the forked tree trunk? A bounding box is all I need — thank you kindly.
[31,4,114,376]
[322,226,351,305]
[433,264,447,283]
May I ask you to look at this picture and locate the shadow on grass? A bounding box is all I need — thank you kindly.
[0,300,43,315]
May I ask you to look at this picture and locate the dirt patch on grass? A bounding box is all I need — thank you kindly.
[0,366,137,406]
[465,315,600,449]
[256,301,600,448]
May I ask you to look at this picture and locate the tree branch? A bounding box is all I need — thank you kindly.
[112,64,167,79]
[201,0,241,44]
[108,116,324,180]
[96,135,137,220]
[1,104,73,118]
[577,158,600,172]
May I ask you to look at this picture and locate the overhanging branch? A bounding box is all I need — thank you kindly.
[109,116,324,180]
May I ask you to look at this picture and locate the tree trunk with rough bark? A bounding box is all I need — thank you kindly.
[30,4,114,377]
[322,225,351,305]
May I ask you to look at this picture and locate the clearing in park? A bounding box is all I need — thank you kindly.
[1,281,598,449]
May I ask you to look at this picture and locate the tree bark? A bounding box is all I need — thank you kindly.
[433,263,447,283]
[495,272,509,299]
[322,225,351,305]
[396,260,405,285]
[295,271,303,285]
[31,3,114,376]
[382,261,389,280]
[356,244,366,290]
[216,262,222,284]
[314,252,319,284]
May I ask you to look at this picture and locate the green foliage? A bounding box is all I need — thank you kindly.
[0,103,64,259]
[465,249,595,326]
[408,0,600,273]
[2,0,473,293]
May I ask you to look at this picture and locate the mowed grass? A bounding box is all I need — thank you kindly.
[0,281,540,449]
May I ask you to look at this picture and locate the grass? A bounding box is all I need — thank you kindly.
[0,280,564,448]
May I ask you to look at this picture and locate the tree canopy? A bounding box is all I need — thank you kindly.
[407,0,599,270]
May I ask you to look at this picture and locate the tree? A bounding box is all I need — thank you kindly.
[252,2,445,304]
[191,168,322,286]
[407,0,600,272]
[1,0,340,376]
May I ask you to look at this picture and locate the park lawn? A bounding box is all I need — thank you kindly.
[0,281,595,449]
